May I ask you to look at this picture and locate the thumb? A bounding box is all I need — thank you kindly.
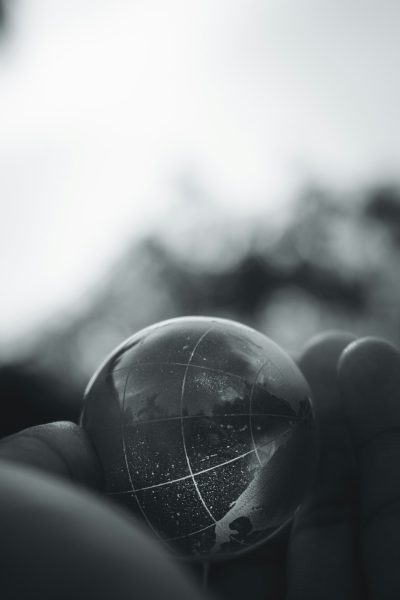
[0,421,103,489]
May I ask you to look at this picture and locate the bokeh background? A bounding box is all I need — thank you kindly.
[1,0,400,437]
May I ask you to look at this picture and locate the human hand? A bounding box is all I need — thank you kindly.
[1,332,399,600]
[0,422,205,600]
[208,333,400,600]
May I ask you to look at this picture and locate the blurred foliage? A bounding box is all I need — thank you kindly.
[2,182,400,435]
[0,1,6,32]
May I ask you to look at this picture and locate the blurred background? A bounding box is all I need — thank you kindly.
[1,0,400,436]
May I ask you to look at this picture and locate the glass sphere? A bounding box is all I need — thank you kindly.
[81,317,316,561]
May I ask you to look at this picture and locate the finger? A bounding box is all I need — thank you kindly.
[0,421,103,489]
[287,331,362,600]
[339,338,400,599]
[0,460,204,600]
[208,530,288,600]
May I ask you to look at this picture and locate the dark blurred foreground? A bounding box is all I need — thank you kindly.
[1,183,400,437]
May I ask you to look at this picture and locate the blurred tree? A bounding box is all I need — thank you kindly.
[0,1,6,33]
[2,181,400,436]
[365,185,400,242]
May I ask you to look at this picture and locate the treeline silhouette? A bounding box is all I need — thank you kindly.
[1,183,400,437]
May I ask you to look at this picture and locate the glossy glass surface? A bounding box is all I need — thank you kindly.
[81,317,316,561]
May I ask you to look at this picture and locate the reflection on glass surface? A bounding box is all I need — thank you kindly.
[82,316,317,561]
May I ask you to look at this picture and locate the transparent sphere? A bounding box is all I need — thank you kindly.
[81,317,316,561]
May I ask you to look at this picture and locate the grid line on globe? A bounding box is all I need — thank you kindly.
[109,427,292,495]
[120,363,165,545]
[116,327,293,544]
[177,327,219,527]
[82,317,316,559]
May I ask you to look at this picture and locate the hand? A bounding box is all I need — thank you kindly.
[208,333,400,600]
[1,333,399,600]
[0,423,205,600]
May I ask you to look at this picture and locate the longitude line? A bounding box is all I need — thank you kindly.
[249,361,270,466]
[180,327,218,524]
[120,368,166,543]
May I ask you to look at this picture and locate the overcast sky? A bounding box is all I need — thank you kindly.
[1,0,400,344]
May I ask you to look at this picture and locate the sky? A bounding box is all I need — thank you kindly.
[1,0,400,344]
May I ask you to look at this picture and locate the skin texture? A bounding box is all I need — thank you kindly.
[287,332,362,600]
[0,332,399,599]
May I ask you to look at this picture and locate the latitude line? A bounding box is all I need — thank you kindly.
[86,410,295,435]
[165,522,216,542]
[179,327,218,525]
[111,360,286,399]
[123,412,296,428]
[108,425,293,495]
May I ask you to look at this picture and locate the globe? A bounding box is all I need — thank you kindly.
[81,317,316,561]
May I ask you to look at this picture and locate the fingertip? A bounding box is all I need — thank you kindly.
[338,337,400,442]
[338,336,400,389]
[298,330,356,375]
[297,331,356,420]
[300,330,357,359]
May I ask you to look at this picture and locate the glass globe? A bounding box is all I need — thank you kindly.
[81,317,316,561]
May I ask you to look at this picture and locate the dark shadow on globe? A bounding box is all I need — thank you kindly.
[81,317,317,561]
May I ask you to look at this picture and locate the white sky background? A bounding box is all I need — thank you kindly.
[1,0,400,345]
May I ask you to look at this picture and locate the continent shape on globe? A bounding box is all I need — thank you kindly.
[81,317,316,561]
